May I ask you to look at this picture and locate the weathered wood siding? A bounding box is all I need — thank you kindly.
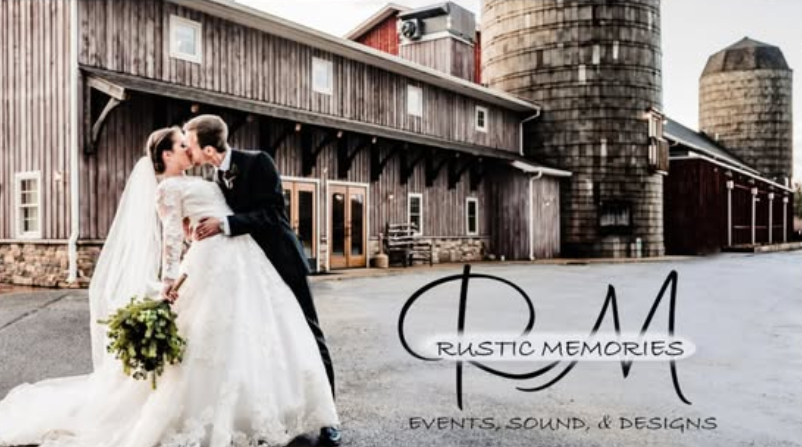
[0,0,74,240]
[76,0,520,153]
[82,92,493,243]
[487,168,561,260]
[399,37,476,82]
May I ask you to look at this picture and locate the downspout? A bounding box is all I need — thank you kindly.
[519,108,541,156]
[67,0,80,283]
[528,170,544,261]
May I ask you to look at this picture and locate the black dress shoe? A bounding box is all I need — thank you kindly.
[319,426,342,446]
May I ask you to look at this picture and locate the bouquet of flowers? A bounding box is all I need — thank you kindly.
[99,275,188,389]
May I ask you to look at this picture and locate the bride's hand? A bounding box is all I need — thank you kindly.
[161,279,179,303]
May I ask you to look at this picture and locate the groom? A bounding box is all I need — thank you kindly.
[183,115,341,446]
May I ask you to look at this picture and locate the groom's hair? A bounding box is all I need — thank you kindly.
[184,114,230,153]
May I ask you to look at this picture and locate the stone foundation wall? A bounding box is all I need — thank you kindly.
[1,237,489,287]
[369,237,488,266]
[0,242,101,288]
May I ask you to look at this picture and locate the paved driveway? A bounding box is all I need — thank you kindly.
[1,252,800,447]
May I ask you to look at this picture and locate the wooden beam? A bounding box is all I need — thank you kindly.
[228,113,254,138]
[84,93,124,154]
[448,154,474,189]
[265,121,301,157]
[371,141,404,182]
[469,157,485,191]
[425,150,450,187]
[400,145,427,185]
[338,135,375,179]
[86,75,128,101]
[83,76,130,154]
[302,128,341,176]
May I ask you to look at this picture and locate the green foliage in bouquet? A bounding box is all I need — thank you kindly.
[99,297,187,390]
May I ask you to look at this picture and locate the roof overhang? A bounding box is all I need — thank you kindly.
[166,0,539,113]
[344,3,409,40]
[510,160,572,178]
[83,67,536,163]
[664,129,760,175]
[670,152,793,193]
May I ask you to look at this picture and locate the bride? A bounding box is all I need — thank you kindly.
[0,127,339,447]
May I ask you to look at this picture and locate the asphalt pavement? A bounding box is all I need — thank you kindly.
[1,251,800,447]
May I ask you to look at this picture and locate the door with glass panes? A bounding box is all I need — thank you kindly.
[282,180,317,270]
[328,184,367,269]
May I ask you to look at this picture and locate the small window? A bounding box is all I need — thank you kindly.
[312,57,333,95]
[170,15,203,64]
[408,193,423,235]
[599,201,631,235]
[407,85,423,117]
[612,40,620,60]
[578,64,587,84]
[648,112,664,138]
[466,198,479,236]
[15,171,42,238]
[592,44,601,65]
[475,106,488,133]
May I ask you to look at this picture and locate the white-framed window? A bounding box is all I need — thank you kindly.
[312,57,333,95]
[466,197,479,236]
[648,112,664,138]
[592,44,601,65]
[407,85,423,117]
[169,15,203,64]
[578,64,587,84]
[408,193,423,236]
[475,106,488,133]
[15,171,42,239]
[612,40,620,60]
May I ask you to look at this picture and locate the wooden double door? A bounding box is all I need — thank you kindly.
[329,184,367,269]
[282,180,317,269]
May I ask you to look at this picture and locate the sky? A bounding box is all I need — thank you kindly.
[236,0,802,182]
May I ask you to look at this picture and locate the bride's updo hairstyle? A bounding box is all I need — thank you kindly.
[146,126,182,174]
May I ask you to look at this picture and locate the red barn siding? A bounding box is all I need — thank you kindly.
[664,158,793,255]
[356,15,399,55]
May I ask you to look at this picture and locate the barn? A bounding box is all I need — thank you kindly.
[0,0,568,287]
[664,119,794,255]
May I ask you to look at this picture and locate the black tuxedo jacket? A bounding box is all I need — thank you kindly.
[218,149,310,279]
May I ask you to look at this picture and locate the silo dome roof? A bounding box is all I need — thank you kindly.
[702,37,790,76]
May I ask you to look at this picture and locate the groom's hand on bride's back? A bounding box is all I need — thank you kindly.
[195,217,223,241]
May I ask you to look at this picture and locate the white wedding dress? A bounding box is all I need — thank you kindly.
[0,168,338,447]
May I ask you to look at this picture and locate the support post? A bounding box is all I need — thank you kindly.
[751,187,758,245]
[726,180,734,247]
[783,196,789,243]
[768,193,774,244]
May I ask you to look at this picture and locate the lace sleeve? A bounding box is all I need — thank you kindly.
[156,180,185,281]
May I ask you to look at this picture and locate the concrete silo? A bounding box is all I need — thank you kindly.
[481,0,666,258]
[699,37,793,183]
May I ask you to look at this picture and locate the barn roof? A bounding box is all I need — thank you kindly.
[702,37,790,76]
[84,67,568,177]
[167,0,539,113]
[664,118,758,174]
[343,3,410,40]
